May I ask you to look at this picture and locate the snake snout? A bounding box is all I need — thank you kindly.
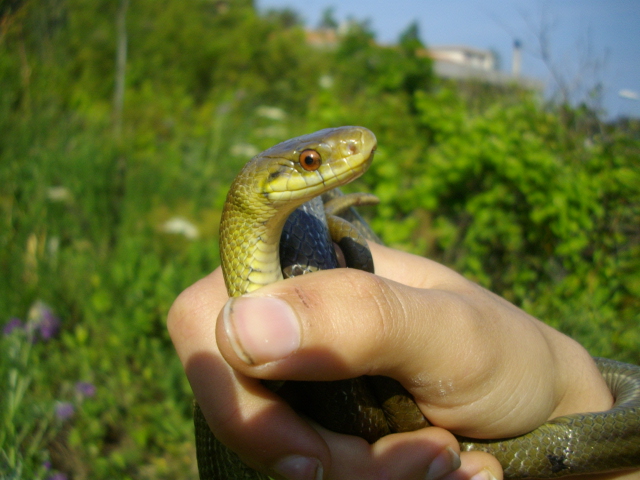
[357,126,377,156]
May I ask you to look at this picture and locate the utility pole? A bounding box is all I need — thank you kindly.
[512,39,522,77]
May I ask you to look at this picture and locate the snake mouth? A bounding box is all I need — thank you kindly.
[265,152,372,202]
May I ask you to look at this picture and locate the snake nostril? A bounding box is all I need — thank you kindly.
[347,141,358,154]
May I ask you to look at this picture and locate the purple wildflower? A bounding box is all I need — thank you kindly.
[42,460,52,470]
[26,301,61,342]
[55,402,75,421]
[3,318,23,335]
[75,381,96,398]
[38,308,60,340]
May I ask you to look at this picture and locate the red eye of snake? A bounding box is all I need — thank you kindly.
[299,149,322,171]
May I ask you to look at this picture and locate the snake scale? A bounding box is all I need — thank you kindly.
[195,126,640,478]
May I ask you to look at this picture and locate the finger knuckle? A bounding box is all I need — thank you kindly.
[336,269,403,356]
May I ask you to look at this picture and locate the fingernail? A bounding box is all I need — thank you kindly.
[470,470,498,480]
[223,296,301,365]
[425,447,461,480]
[274,455,323,480]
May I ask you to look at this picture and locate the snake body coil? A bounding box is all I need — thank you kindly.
[196,126,640,479]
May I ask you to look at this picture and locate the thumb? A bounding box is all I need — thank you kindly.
[215,267,478,391]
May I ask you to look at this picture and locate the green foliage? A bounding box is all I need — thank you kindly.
[0,0,638,478]
[332,19,433,101]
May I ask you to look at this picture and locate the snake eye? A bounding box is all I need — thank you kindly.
[299,149,322,171]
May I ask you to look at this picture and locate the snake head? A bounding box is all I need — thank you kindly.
[231,126,377,213]
[220,126,376,295]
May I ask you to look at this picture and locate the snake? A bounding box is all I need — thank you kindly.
[194,126,640,478]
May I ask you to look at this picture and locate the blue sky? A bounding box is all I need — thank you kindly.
[256,0,640,120]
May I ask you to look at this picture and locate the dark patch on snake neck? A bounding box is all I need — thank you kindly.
[547,454,569,473]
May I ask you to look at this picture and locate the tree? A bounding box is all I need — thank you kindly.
[113,0,128,142]
[398,21,423,53]
[319,6,338,30]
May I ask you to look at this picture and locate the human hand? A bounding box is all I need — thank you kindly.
[168,242,623,480]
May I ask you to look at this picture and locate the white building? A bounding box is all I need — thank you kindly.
[428,45,497,71]
[421,45,543,91]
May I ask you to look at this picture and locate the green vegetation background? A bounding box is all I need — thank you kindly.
[1,0,638,478]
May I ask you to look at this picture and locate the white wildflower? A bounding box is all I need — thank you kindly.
[47,186,72,202]
[162,217,200,240]
[256,106,287,121]
[230,143,260,158]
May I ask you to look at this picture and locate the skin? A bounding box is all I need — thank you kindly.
[167,242,640,480]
